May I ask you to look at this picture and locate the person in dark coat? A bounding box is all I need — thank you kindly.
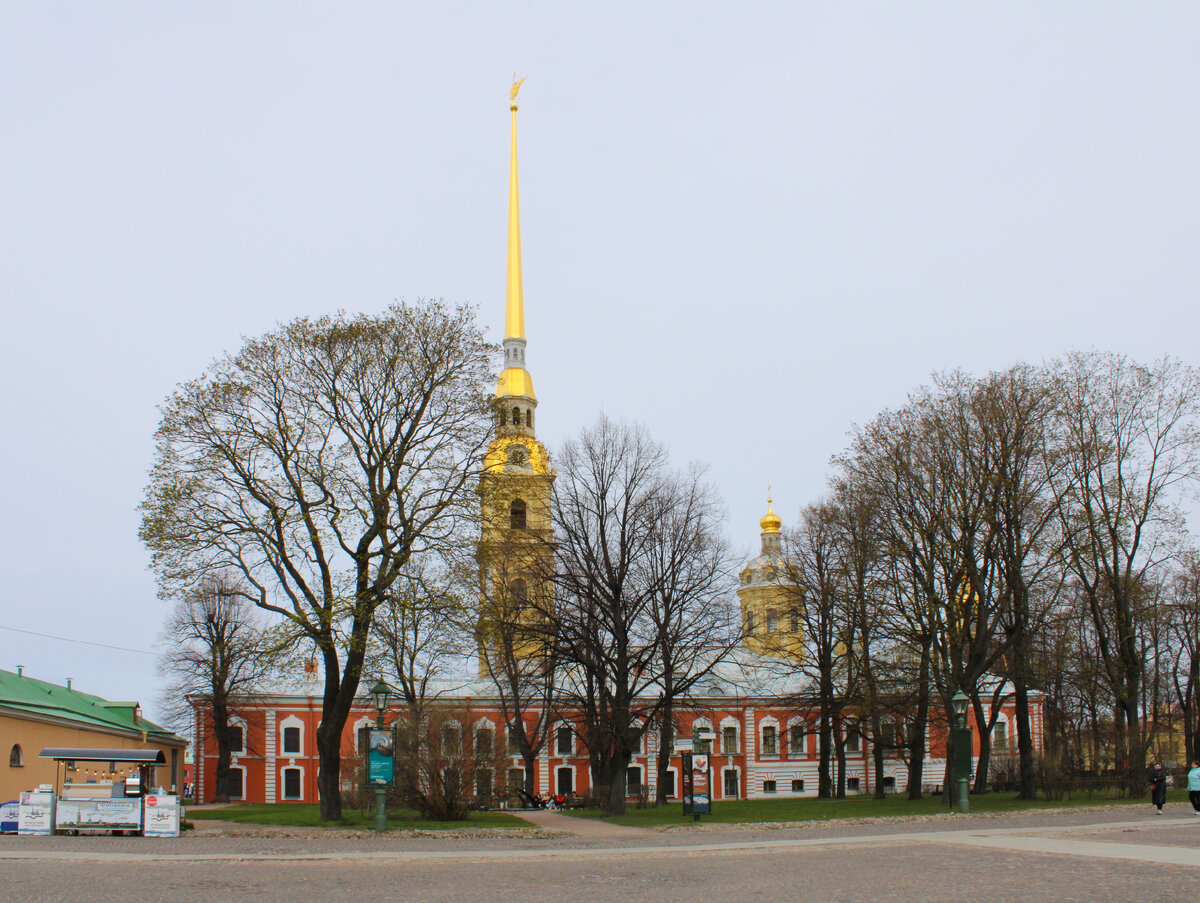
[1148,762,1168,814]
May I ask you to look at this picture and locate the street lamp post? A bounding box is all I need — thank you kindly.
[369,678,392,832]
[951,689,970,814]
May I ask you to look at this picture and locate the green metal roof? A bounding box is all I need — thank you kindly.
[0,669,184,745]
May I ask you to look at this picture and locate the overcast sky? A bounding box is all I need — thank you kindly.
[2,3,1197,725]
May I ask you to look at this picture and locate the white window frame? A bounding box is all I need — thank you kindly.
[554,764,576,796]
[353,717,375,755]
[787,719,807,758]
[280,764,304,800]
[722,767,740,799]
[279,714,304,757]
[555,722,574,757]
[473,717,496,760]
[226,716,248,756]
[227,764,247,800]
[759,718,780,758]
[720,717,740,755]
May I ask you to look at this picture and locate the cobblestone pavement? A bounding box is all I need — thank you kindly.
[5,805,1200,901]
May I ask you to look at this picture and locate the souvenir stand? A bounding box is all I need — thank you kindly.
[26,748,181,837]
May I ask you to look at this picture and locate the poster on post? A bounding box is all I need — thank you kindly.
[691,754,711,815]
[367,729,394,785]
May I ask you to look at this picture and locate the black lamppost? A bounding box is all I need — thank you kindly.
[369,678,391,832]
[951,689,970,814]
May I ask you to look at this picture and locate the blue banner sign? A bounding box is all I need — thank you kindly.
[367,729,394,785]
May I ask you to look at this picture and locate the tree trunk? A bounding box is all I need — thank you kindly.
[606,748,631,815]
[833,717,846,799]
[210,698,231,803]
[316,718,344,821]
[870,710,886,799]
[656,706,674,806]
[906,641,931,800]
[972,695,990,795]
[818,699,833,798]
[1014,667,1037,800]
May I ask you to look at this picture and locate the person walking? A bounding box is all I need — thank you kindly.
[1188,761,1200,815]
[1148,761,1168,814]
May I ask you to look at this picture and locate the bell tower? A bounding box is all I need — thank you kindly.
[477,78,555,677]
[738,500,805,658]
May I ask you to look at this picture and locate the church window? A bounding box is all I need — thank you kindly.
[789,609,800,632]
[282,767,302,799]
[9,744,23,767]
[475,727,494,759]
[789,723,807,756]
[761,725,777,756]
[442,723,462,757]
[510,577,527,603]
[510,499,527,530]
[282,726,301,755]
[527,409,533,427]
[766,609,779,633]
[556,725,573,756]
[722,726,738,754]
[846,723,861,753]
[475,769,493,799]
[745,611,755,634]
[499,409,507,425]
[512,407,521,426]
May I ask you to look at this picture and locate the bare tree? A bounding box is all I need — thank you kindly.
[141,302,494,819]
[647,463,735,805]
[785,500,855,798]
[477,550,558,796]
[1051,352,1200,789]
[159,573,276,802]
[369,563,472,712]
[545,417,736,815]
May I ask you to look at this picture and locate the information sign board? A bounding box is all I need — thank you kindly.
[367,729,394,785]
[691,754,711,815]
[54,798,142,832]
[143,794,182,837]
[18,791,54,835]
[1,800,19,833]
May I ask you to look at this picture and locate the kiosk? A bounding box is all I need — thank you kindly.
[33,748,181,837]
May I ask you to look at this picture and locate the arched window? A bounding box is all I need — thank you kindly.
[510,577,528,603]
[526,409,533,427]
[510,498,527,530]
[499,408,507,425]
[745,611,756,634]
[766,609,779,633]
[789,609,800,633]
[9,744,23,767]
[512,407,522,426]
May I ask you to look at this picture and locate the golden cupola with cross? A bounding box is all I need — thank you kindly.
[738,499,805,658]
[477,78,556,678]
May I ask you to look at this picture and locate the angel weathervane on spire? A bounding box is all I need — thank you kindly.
[510,74,527,108]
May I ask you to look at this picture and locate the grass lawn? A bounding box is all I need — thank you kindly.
[562,788,1189,827]
[188,803,529,830]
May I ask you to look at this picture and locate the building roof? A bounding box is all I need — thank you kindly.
[0,669,185,747]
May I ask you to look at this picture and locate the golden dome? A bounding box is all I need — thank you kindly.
[760,498,782,534]
[496,367,536,399]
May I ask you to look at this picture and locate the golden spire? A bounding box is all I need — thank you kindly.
[496,75,536,401]
[505,74,525,342]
